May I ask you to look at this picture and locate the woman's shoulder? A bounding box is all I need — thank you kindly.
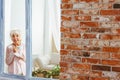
[7,44,13,47]
[7,44,13,49]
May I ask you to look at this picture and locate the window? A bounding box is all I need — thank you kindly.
[0,0,61,79]
[32,0,61,79]
[32,0,60,55]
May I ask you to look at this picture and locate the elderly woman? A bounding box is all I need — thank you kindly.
[6,30,26,75]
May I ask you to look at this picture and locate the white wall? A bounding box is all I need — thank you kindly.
[32,0,45,56]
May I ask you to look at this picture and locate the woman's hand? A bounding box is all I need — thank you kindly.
[13,45,18,53]
[12,40,21,52]
[19,57,25,61]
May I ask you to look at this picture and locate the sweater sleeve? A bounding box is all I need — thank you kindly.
[6,46,15,65]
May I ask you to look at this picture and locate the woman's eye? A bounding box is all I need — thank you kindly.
[16,35,19,37]
[12,35,15,37]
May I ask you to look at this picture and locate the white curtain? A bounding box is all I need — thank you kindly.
[47,0,61,53]
[32,0,60,56]
[32,0,45,56]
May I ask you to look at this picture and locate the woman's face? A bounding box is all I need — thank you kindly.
[11,34,21,44]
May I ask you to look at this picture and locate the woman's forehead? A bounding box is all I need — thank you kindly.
[10,30,21,36]
[11,33,20,36]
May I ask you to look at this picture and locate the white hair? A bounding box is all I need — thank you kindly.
[10,29,21,37]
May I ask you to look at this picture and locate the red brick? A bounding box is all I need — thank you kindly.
[60,56,78,62]
[82,58,100,64]
[102,47,120,53]
[112,53,120,60]
[80,0,99,3]
[83,34,97,39]
[70,0,79,3]
[115,16,120,21]
[90,71,102,77]
[116,29,120,34]
[102,60,120,66]
[92,65,111,71]
[63,33,81,38]
[90,77,110,80]
[61,4,73,9]
[61,44,64,49]
[60,50,69,55]
[100,10,120,15]
[73,63,91,70]
[60,67,68,72]
[71,75,89,80]
[112,29,120,34]
[71,27,90,33]
[79,10,99,15]
[91,28,111,33]
[61,27,71,32]
[60,73,71,79]
[80,22,99,27]
[82,51,90,57]
[70,33,81,38]
[112,67,120,72]
[62,0,79,3]
[75,16,91,21]
[66,45,81,50]
[62,0,70,3]
[73,69,90,75]
[100,34,120,40]
[62,10,79,15]
[60,0,120,79]
[83,46,101,51]
[101,0,116,3]
[61,16,72,21]
[61,56,81,63]
[100,34,112,40]
[101,53,110,59]
[60,62,68,67]
[71,50,83,56]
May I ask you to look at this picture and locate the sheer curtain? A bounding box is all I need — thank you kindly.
[32,0,60,56]
[51,0,61,53]
[45,0,60,54]
[32,0,45,56]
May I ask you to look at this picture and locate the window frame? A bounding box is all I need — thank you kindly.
[0,0,59,79]
[0,0,32,79]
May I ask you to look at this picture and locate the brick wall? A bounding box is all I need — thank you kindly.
[60,0,120,80]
